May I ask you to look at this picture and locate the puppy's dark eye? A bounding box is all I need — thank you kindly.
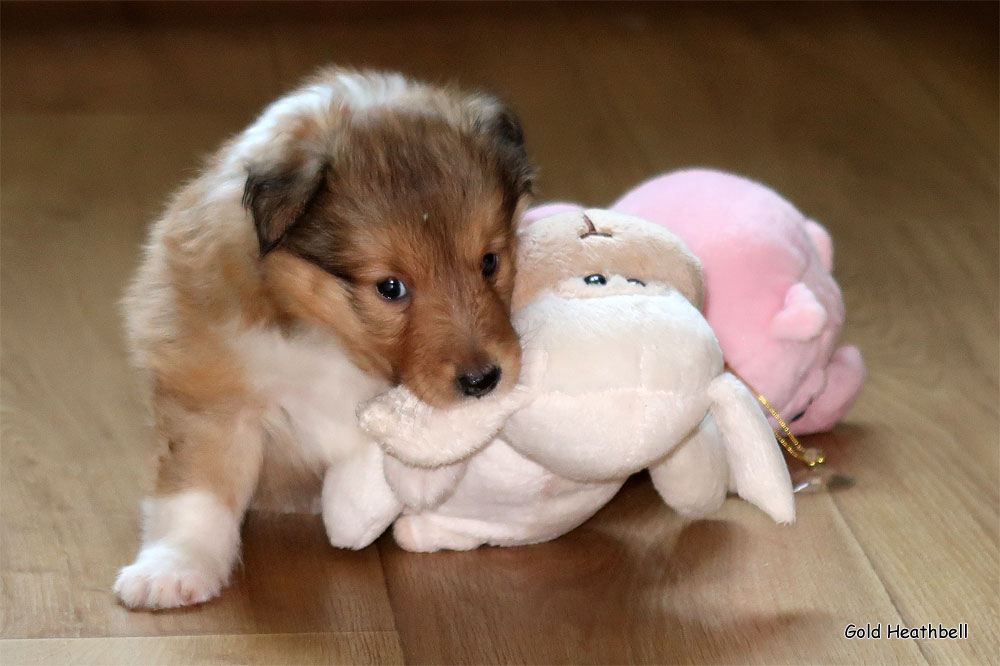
[583,274,607,285]
[481,253,499,278]
[627,278,646,286]
[375,277,407,301]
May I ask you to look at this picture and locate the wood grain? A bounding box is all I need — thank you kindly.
[0,632,404,666]
[1,2,996,664]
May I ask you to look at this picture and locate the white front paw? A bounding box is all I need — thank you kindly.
[113,543,226,610]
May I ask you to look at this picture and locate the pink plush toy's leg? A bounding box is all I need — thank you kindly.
[790,345,866,435]
[648,415,728,518]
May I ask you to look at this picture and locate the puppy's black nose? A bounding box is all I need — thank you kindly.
[456,366,501,398]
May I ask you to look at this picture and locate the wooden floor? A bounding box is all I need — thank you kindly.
[2,2,997,664]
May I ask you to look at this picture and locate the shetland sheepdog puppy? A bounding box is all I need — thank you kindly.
[114,68,533,609]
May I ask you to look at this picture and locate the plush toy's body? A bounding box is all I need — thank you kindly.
[392,439,624,551]
[360,210,795,552]
[525,169,866,435]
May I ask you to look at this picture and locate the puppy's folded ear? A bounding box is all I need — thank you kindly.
[468,96,535,217]
[243,156,328,256]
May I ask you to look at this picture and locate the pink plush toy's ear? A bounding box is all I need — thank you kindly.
[770,282,827,341]
[521,202,583,226]
[804,219,834,271]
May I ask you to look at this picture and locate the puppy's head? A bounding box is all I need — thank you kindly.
[245,71,532,407]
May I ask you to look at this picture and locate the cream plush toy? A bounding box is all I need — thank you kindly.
[358,210,795,552]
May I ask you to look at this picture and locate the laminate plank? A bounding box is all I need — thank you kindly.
[857,1,998,168]
[1,2,996,664]
[379,479,924,665]
[0,4,282,114]
[0,632,404,666]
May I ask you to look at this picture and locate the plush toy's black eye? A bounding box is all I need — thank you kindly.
[376,277,407,301]
[583,273,607,285]
[481,253,499,278]
[627,278,646,286]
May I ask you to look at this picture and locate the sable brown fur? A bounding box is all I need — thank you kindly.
[115,68,533,609]
[274,108,527,400]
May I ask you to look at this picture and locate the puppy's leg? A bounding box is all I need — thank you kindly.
[114,394,264,610]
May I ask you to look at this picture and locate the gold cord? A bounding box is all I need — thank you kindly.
[725,367,826,467]
[755,393,825,467]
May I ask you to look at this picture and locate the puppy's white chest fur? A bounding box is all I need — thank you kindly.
[237,326,389,471]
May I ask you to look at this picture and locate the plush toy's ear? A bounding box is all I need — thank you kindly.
[669,251,705,311]
[243,154,329,256]
[804,219,834,271]
[770,282,827,341]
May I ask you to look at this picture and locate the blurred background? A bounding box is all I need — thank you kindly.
[4,2,996,209]
[2,2,997,664]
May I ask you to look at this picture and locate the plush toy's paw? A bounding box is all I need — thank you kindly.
[321,448,403,550]
[708,373,795,524]
[323,486,400,550]
[324,514,395,551]
[358,385,531,467]
[393,514,484,553]
[383,455,467,510]
[114,543,225,610]
[649,416,728,518]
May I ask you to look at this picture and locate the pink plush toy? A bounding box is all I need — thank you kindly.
[524,168,865,435]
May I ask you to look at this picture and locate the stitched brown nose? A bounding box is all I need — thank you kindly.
[456,366,501,398]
